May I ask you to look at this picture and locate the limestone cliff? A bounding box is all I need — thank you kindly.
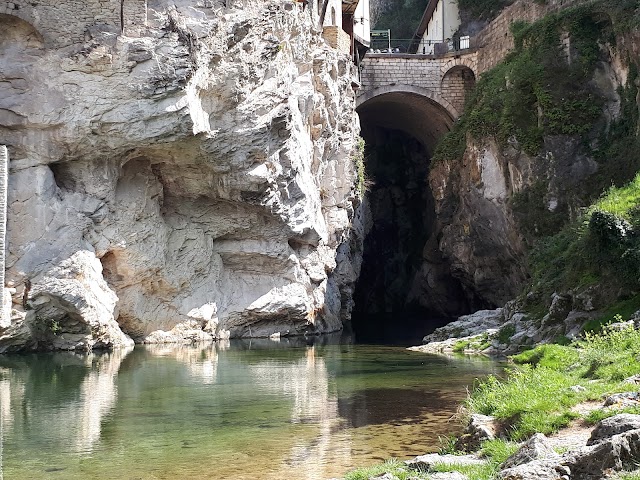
[0,0,363,351]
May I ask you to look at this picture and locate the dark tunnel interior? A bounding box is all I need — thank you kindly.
[350,92,478,345]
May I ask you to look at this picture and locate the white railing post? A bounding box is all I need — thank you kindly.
[0,145,7,328]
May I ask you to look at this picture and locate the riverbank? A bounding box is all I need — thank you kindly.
[338,324,640,480]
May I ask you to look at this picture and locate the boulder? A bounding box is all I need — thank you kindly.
[498,460,567,480]
[455,414,500,451]
[502,433,560,469]
[587,414,640,445]
[603,392,640,408]
[567,428,640,478]
[423,309,504,343]
[24,250,133,351]
[430,473,469,480]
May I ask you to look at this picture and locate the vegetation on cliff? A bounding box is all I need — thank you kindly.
[433,0,640,323]
[433,2,637,166]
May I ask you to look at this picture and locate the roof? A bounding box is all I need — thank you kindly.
[408,0,439,53]
[342,0,360,15]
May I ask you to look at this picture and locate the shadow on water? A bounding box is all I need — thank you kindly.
[349,313,454,347]
[338,387,458,427]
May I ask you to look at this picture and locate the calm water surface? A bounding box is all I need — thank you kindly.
[0,337,502,480]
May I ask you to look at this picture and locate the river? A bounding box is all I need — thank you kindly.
[0,336,502,480]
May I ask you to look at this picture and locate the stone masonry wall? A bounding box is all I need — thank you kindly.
[359,0,589,116]
[359,52,478,117]
[123,0,147,35]
[0,0,147,47]
[476,0,588,74]
[322,26,351,55]
[440,67,476,114]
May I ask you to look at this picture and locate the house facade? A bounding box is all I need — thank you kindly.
[410,0,461,55]
[320,0,370,63]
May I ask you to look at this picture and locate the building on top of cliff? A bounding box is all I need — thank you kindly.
[319,0,370,67]
[408,0,467,55]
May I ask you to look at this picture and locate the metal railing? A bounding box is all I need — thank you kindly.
[368,35,474,55]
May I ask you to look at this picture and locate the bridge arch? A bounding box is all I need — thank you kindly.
[353,84,473,340]
[356,84,458,156]
[440,56,478,78]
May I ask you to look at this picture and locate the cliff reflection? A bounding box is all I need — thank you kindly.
[0,341,502,480]
[0,346,133,455]
[248,346,353,477]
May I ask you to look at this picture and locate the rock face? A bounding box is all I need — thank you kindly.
[0,0,362,350]
[429,139,531,308]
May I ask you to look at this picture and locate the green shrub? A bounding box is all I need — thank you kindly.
[497,325,516,344]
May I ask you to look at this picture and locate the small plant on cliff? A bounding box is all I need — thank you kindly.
[49,320,61,336]
[353,136,369,200]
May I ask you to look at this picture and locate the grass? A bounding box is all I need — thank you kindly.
[525,171,640,320]
[343,438,518,480]
[453,334,492,353]
[584,405,640,425]
[467,325,640,441]
[343,458,428,480]
[619,471,640,480]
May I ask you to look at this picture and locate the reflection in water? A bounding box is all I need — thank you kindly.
[143,343,226,385]
[0,346,133,457]
[249,347,353,479]
[72,347,133,452]
[0,342,502,480]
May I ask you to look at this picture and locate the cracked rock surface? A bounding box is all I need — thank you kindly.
[0,0,362,351]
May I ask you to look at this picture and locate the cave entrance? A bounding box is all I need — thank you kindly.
[352,90,474,344]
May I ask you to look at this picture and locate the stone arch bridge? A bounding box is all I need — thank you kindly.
[356,50,478,154]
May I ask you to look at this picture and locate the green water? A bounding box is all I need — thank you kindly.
[0,338,502,480]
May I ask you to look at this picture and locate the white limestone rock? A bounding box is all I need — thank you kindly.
[1,0,362,349]
[25,250,134,351]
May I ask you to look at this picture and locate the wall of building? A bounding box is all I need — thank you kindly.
[353,0,370,45]
[323,0,343,27]
[0,0,147,47]
[417,0,460,55]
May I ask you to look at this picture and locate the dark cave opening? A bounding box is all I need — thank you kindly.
[350,125,474,345]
